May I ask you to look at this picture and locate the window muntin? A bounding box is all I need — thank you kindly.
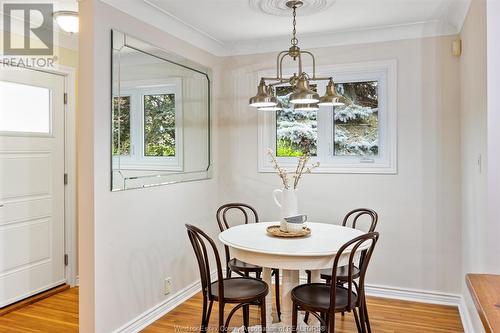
[143,93,176,157]
[0,81,51,134]
[334,81,379,157]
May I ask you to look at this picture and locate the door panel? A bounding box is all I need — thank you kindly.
[0,152,51,199]
[0,66,65,307]
[1,219,50,273]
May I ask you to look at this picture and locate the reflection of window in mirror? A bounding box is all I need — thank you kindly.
[143,93,176,157]
[112,95,131,156]
[112,80,183,171]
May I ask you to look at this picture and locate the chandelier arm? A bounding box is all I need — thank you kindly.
[275,50,289,79]
[298,51,303,75]
[278,52,291,80]
[300,50,316,79]
[312,77,334,81]
[279,52,294,81]
[268,79,291,86]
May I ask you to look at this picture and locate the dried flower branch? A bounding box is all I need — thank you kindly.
[267,148,320,190]
[267,148,290,189]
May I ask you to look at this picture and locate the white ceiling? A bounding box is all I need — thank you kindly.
[100,0,471,56]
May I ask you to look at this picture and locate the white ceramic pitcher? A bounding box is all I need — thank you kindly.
[273,188,298,231]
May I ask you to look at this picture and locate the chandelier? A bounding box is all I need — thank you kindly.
[249,0,346,111]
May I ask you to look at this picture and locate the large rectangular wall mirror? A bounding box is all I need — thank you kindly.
[111,30,211,191]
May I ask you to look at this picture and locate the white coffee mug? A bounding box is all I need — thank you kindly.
[284,214,307,232]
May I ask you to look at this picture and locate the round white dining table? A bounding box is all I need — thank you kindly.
[219,222,367,331]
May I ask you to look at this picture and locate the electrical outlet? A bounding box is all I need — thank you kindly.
[164,277,172,295]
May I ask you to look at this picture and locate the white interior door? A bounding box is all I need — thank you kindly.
[0,66,66,307]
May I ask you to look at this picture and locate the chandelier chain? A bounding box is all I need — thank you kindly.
[291,5,298,46]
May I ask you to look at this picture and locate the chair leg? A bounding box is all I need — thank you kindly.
[205,300,213,330]
[303,270,311,324]
[243,305,249,333]
[322,312,329,333]
[256,270,262,279]
[200,294,212,333]
[363,296,372,333]
[260,297,267,333]
[274,269,281,321]
[291,302,298,333]
[358,304,367,333]
[328,313,335,333]
[227,268,232,279]
[352,308,362,333]
[219,302,226,333]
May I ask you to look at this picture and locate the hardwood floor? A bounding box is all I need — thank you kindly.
[0,287,463,332]
[143,293,464,333]
[0,287,78,333]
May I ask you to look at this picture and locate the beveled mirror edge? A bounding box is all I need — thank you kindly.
[110,29,213,191]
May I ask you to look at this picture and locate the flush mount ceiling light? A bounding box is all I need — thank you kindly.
[249,0,345,111]
[53,11,79,34]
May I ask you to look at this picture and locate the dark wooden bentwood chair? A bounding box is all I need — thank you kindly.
[217,203,281,320]
[292,232,379,333]
[305,208,378,325]
[186,224,268,333]
[306,208,378,284]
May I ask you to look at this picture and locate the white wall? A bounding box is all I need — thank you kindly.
[459,0,489,330]
[486,0,500,275]
[78,1,222,332]
[217,36,463,294]
[78,1,493,331]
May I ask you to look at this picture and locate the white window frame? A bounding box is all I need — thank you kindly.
[258,60,397,174]
[113,78,184,171]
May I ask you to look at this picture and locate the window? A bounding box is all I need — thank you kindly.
[259,60,397,174]
[0,81,51,134]
[112,80,183,171]
[333,81,379,157]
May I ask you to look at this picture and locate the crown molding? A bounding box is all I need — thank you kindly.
[99,0,469,57]
[99,0,227,56]
[226,20,458,56]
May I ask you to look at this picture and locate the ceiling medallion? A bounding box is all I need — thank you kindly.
[249,0,335,17]
[249,0,346,112]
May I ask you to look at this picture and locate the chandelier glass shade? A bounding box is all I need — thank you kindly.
[248,0,346,112]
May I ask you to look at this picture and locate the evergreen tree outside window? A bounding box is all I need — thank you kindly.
[143,93,176,157]
[112,96,131,156]
[276,85,318,157]
[334,81,379,157]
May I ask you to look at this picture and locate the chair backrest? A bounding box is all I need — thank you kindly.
[342,208,378,232]
[216,203,259,232]
[186,224,224,300]
[329,232,379,312]
[216,203,259,265]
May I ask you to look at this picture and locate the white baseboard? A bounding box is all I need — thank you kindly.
[115,273,475,333]
[114,273,215,333]
[299,276,475,333]
[362,284,475,333]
